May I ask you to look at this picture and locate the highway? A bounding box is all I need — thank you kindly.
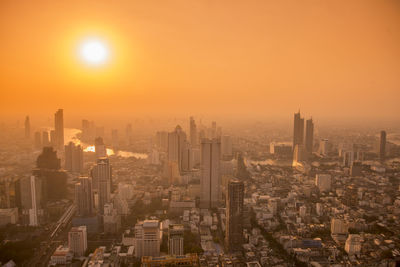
[27,204,76,267]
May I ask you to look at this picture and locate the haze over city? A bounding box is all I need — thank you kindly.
[0,1,400,267]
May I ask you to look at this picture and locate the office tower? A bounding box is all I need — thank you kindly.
[211,121,217,138]
[293,144,307,163]
[19,176,42,226]
[68,226,87,257]
[111,129,119,149]
[0,177,18,209]
[34,131,42,149]
[42,131,50,147]
[94,137,107,158]
[33,147,67,201]
[75,177,93,217]
[168,224,184,256]
[54,109,64,149]
[103,202,121,234]
[293,111,304,150]
[225,179,244,251]
[305,118,314,154]
[189,117,197,147]
[91,157,112,214]
[319,139,329,156]
[65,142,84,173]
[380,130,386,162]
[24,116,30,139]
[315,174,331,192]
[126,124,133,145]
[200,138,221,208]
[181,142,193,172]
[221,135,233,159]
[50,130,56,147]
[28,176,39,226]
[155,131,169,152]
[134,220,160,258]
[168,125,187,172]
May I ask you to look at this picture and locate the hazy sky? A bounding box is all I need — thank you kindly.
[1,0,399,122]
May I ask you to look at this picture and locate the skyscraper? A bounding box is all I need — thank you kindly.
[75,177,93,217]
[134,220,161,258]
[200,138,221,208]
[68,226,87,257]
[225,179,244,251]
[305,118,314,155]
[221,135,233,159]
[19,175,42,226]
[167,125,187,172]
[380,130,386,162]
[24,116,30,139]
[54,109,64,149]
[189,117,197,147]
[65,142,84,173]
[94,137,107,158]
[91,157,112,214]
[293,111,304,150]
[168,224,184,256]
[42,131,50,147]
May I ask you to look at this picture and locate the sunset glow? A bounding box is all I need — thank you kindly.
[79,39,109,66]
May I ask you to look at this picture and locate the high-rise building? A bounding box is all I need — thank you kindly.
[293,111,304,150]
[189,117,197,147]
[134,220,161,258]
[168,125,187,170]
[155,131,169,152]
[54,109,64,150]
[319,139,329,156]
[225,179,244,252]
[168,224,184,256]
[315,174,331,192]
[42,131,50,147]
[103,202,121,234]
[380,130,386,162]
[90,157,112,214]
[65,142,83,173]
[200,138,221,208]
[94,137,107,158]
[221,135,233,159]
[50,130,56,147]
[24,116,30,139]
[305,118,314,154]
[33,147,67,202]
[68,226,87,257]
[75,177,93,217]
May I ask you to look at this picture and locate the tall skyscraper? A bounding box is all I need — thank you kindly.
[200,138,221,208]
[189,117,197,147]
[167,125,187,172]
[305,118,314,155]
[42,131,50,147]
[68,226,87,257]
[24,116,30,139]
[65,142,84,173]
[168,224,184,256]
[221,135,233,159]
[19,175,42,226]
[134,220,160,258]
[380,130,386,162]
[91,157,112,214]
[34,147,67,202]
[225,179,244,252]
[293,111,304,150]
[75,177,93,217]
[95,137,107,158]
[54,109,64,149]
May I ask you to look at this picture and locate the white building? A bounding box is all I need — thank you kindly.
[134,220,161,258]
[68,226,87,257]
[168,224,184,256]
[50,246,73,265]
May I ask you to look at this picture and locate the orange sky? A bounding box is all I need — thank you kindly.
[0,0,399,122]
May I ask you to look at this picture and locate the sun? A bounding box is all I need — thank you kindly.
[79,38,109,66]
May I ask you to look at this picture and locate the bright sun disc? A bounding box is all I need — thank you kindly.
[79,39,109,65]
